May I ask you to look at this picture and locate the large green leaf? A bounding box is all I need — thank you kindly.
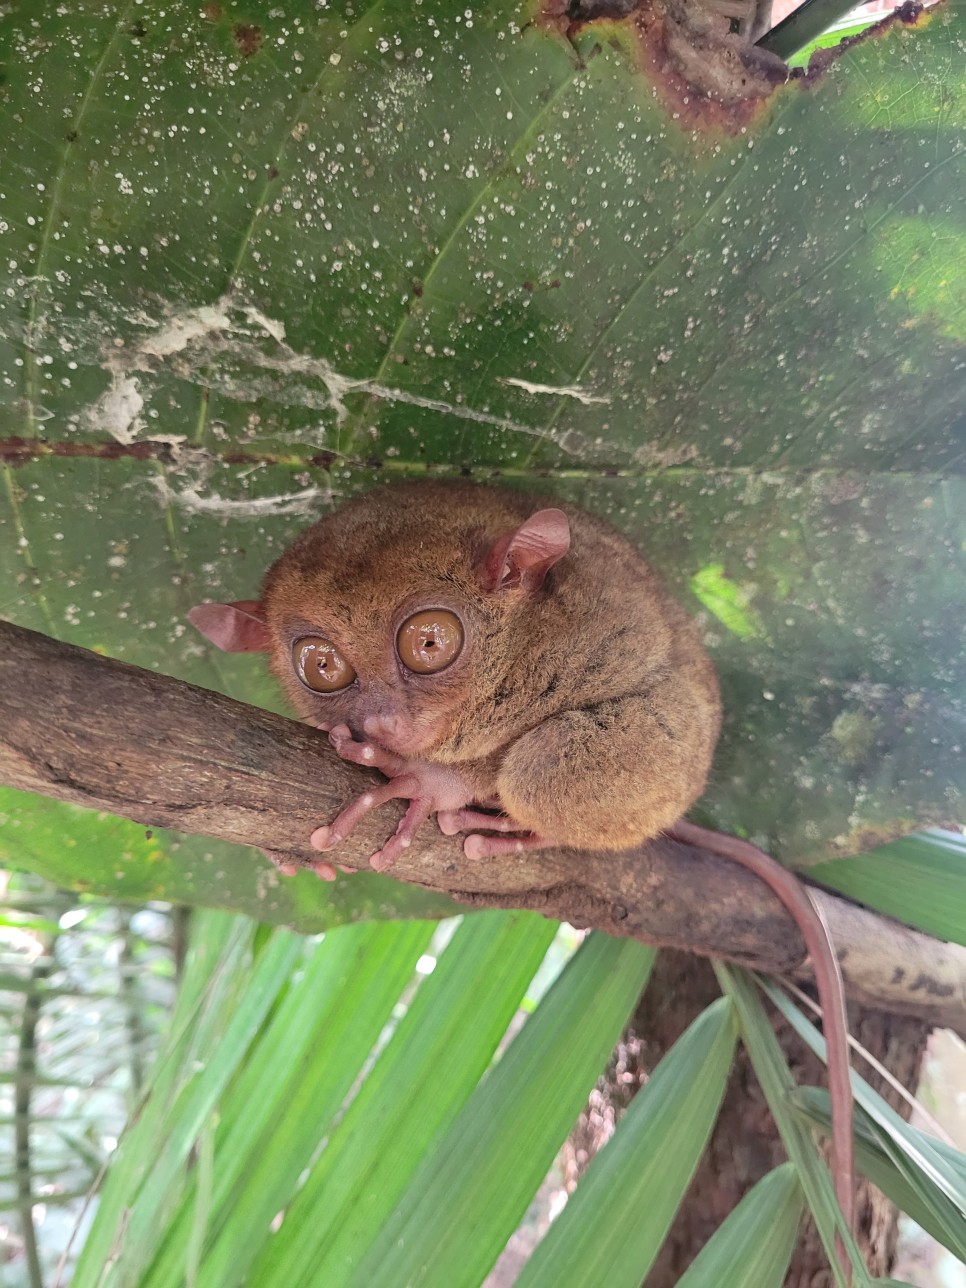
[0,0,963,912]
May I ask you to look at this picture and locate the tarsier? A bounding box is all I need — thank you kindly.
[190,480,855,1269]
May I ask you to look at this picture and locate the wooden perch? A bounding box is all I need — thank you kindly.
[1,619,963,1034]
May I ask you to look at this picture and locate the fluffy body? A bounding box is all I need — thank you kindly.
[254,481,721,863]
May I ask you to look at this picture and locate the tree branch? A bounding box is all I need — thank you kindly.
[1,619,963,1034]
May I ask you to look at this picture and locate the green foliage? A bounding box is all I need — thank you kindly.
[69,916,654,1286]
[809,830,966,946]
[675,1164,804,1288]
[65,915,966,1286]
[349,932,655,1287]
[515,997,737,1287]
[0,0,964,915]
[715,964,866,1287]
[764,978,966,1262]
[1,0,965,1281]
[794,1087,966,1263]
[243,912,560,1285]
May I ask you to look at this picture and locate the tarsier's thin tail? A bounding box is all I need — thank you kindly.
[666,820,855,1284]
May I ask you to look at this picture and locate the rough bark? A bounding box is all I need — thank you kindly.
[566,952,928,1283]
[1,619,964,1033]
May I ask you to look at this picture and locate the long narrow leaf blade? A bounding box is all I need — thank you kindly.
[792,1087,966,1262]
[259,910,558,1285]
[714,964,868,1288]
[353,934,656,1288]
[808,830,966,947]
[676,1163,804,1288]
[143,919,435,1288]
[516,996,737,1288]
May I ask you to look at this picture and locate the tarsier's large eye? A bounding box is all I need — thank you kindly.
[293,637,356,693]
[396,609,464,675]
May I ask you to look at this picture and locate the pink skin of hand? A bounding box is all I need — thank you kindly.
[304,724,553,879]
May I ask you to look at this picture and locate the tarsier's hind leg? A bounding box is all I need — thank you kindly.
[494,686,718,853]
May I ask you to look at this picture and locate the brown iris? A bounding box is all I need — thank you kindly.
[293,637,356,693]
[396,609,464,674]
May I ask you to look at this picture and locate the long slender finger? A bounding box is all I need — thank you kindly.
[370,799,435,871]
[328,725,406,775]
[311,774,421,852]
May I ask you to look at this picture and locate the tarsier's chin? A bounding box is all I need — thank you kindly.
[188,480,721,877]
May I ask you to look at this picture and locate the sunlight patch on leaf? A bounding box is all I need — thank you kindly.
[690,563,765,639]
[875,217,966,342]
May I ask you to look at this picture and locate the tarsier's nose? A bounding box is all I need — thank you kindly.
[363,712,407,746]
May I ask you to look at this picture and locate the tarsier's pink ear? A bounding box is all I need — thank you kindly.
[484,509,571,592]
[188,600,271,653]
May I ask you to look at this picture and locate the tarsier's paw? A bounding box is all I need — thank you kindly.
[309,738,478,873]
[310,773,423,853]
[309,729,555,870]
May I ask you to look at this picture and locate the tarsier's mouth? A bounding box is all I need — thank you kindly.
[357,711,447,760]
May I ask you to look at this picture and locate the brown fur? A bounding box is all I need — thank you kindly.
[260,481,721,851]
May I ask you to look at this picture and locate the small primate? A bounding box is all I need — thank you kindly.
[193,482,721,867]
[190,480,854,1269]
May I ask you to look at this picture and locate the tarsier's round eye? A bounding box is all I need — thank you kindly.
[293,637,356,693]
[396,609,464,675]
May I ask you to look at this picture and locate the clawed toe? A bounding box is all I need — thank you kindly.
[436,809,463,836]
[310,824,340,851]
[369,798,433,871]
